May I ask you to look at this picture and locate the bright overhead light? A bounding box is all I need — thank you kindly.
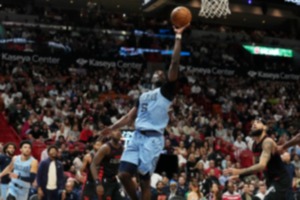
[70,0,74,4]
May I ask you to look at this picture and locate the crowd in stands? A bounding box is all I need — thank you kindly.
[1,54,300,199]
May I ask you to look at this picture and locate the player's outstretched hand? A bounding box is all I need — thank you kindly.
[173,23,190,34]
[276,145,285,154]
[224,168,242,176]
[101,127,113,136]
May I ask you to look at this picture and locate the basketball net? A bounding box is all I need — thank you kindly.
[199,0,231,18]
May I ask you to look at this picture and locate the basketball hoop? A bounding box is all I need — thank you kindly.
[199,0,231,18]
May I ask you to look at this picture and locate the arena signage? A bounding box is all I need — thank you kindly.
[247,71,300,80]
[76,58,143,69]
[1,52,60,64]
[243,45,293,57]
[187,67,235,76]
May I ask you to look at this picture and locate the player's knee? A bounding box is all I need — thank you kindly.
[139,173,151,183]
[140,175,151,191]
[118,161,137,177]
[6,194,16,200]
[118,171,132,182]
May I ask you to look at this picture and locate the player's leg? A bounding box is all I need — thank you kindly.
[81,183,97,200]
[118,131,140,200]
[138,135,164,200]
[1,184,8,200]
[118,162,139,200]
[139,173,151,200]
[6,183,17,200]
[6,194,16,200]
[102,182,112,200]
[264,185,287,200]
[110,182,126,200]
[17,188,30,200]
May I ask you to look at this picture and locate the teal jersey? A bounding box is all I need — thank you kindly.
[11,155,34,189]
[135,87,172,134]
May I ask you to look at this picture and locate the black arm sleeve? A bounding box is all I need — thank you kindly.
[160,81,177,101]
[19,173,36,183]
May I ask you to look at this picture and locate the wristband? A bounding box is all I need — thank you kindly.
[175,34,182,40]
[95,179,102,186]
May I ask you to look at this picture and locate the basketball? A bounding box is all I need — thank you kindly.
[170,6,192,28]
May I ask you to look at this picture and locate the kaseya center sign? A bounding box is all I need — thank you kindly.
[2,52,60,64]
[76,58,143,69]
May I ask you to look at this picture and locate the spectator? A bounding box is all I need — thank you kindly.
[233,135,247,151]
[253,182,266,200]
[37,145,65,200]
[205,160,221,178]
[281,152,295,200]
[219,171,229,187]
[292,154,300,169]
[167,181,181,199]
[40,139,53,161]
[187,181,203,200]
[79,122,93,143]
[241,183,254,200]
[186,153,198,179]
[198,154,210,170]
[206,182,222,200]
[222,181,242,200]
[0,142,16,199]
[177,176,188,197]
[152,181,168,200]
[59,180,79,200]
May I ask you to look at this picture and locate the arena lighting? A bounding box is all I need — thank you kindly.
[243,45,293,57]
[119,47,190,56]
[285,0,300,5]
[134,30,174,39]
[48,41,71,52]
[0,38,34,44]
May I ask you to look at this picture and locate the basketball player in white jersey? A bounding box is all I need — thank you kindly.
[0,140,38,200]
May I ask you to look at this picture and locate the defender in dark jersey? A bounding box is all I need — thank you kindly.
[225,119,290,200]
[90,130,124,200]
[0,143,16,199]
[81,140,102,200]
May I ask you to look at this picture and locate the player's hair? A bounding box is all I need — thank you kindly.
[19,140,32,148]
[255,117,266,125]
[47,145,59,153]
[3,142,16,153]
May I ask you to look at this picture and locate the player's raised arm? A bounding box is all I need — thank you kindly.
[277,133,300,153]
[168,24,190,82]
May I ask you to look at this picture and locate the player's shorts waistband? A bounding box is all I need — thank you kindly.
[14,183,24,189]
[139,130,160,136]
